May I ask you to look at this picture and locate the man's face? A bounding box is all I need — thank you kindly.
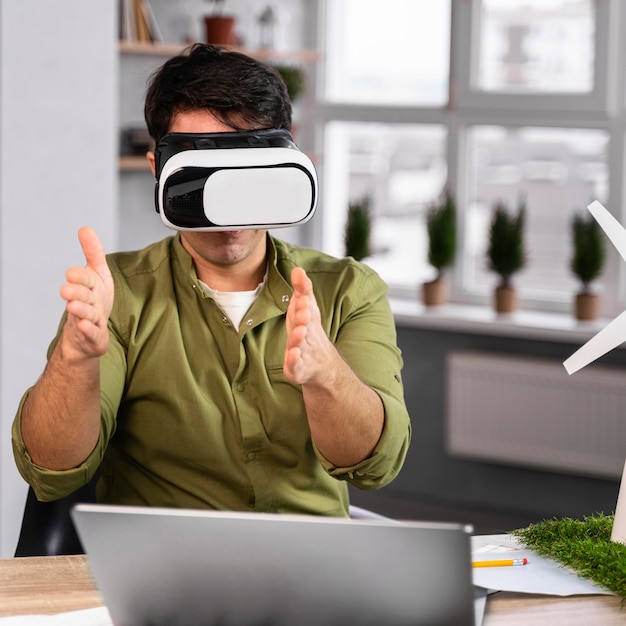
[149,110,268,283]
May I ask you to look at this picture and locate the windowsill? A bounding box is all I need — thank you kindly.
[390,298,616,345]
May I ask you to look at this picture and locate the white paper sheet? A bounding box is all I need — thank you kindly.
[472,534,611,596]
[0,607,112,625]
[473,586,489,625]
[472,549,609,596]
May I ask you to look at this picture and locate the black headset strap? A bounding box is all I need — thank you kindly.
[154,128,295,177]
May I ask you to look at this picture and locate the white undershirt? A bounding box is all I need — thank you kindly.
[199,272,267,329]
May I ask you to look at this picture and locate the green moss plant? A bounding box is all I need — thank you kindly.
[571,211,606,294]
[274,65,306,103]
[512,513,626,599]
[487,198,526,288]
[426,188,456,280]
[344,195,372,261]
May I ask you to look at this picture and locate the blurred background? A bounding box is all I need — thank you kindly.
[2,0,626,555]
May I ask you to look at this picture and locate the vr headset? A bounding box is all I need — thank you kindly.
[153,128,318,231]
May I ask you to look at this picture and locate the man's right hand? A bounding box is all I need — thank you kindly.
[19,227,113,470]
[59,227,114,360]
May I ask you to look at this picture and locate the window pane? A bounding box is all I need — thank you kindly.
[324,0,450,106]
[476,0,594,94]
[464,126,609,302]
[322,122,447,291]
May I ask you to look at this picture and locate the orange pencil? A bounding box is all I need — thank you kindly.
[472,557,528,568]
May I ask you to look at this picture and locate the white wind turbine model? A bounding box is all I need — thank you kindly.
[564,200,626,544]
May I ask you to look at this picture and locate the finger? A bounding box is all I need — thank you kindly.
[64,263,101,290]
[76,317,107,346]
[291,267,312,296]
[292,293,310,314]
[60,281,94,304]
[285,324,307,350]
[77,227,107,273]
[283,346,303,381]
[66,299,101,325]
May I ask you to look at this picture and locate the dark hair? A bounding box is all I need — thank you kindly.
[144,44,292,142]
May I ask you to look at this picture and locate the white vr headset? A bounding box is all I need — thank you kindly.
[153,129,318,231]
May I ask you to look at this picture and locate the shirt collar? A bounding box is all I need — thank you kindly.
[172,232,293,314]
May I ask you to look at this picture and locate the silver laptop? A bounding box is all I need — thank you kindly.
[71,504,475,626]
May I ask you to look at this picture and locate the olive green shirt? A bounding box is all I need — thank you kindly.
[12,235,411,516]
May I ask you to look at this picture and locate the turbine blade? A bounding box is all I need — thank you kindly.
[587,200,626,263]
[564,309,626,374]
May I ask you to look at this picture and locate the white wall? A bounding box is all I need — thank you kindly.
[0,0,118,557]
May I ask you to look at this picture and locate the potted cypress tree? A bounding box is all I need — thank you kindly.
[344,195,372,261]
[423,188,456,307]
[274,65,306,103]
[570,211,606,321]
[487,198,526,314]
[273,65,306,138]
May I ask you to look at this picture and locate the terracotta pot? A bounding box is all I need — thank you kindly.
[422,278,448,307]
[494,285,517,314]
[204,15,236,45]
[574,292,600,321]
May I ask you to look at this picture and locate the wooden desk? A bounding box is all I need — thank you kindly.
[0,555,102,617]
[484,591,625,625]
[0,555,624,624]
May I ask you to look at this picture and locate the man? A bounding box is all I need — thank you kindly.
[12,44,410,517]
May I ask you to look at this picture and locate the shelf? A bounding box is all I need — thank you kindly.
[118,39,321,174]
[119,41,321,63]
[390,298,614,345]
[119,40,186,57]
[119,155,150,171]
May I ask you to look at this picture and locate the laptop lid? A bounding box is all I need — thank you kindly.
[71,504,475,626]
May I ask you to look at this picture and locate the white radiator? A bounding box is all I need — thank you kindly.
[446,351,626,479]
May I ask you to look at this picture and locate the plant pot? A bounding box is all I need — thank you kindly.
[574,292,600,321]
[204,15,236,45]
[422,278,448,307]
[494,285,517,314]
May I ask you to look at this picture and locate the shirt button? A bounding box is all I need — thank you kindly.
[246,451,256,461]
[245,319,253,326]
[281,295,290,302]
[222,316,229,324]
[236,383,245,392]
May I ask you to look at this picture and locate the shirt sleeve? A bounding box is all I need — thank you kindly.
[311,263,412,490]
[313,400,411,490]
[11,389,106,501]
[11,310,128,502]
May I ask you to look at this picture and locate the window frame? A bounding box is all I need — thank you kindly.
[454,0,617,116]
[314,0,626,317]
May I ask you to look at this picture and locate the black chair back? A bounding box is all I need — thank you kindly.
[14,475,98,557]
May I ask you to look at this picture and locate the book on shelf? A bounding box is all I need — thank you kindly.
[143,0,163,42]
[119,0,135,42]
[119,0,162,44]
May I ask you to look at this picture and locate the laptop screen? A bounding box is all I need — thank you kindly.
[72,504,475,626]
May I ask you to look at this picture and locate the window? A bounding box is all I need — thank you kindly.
[475,0,594,94]
[324,0,450,106]
[463,126,609,305]
[317,0,623,314]
[456,0,611,112]
[322,122,447,289]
